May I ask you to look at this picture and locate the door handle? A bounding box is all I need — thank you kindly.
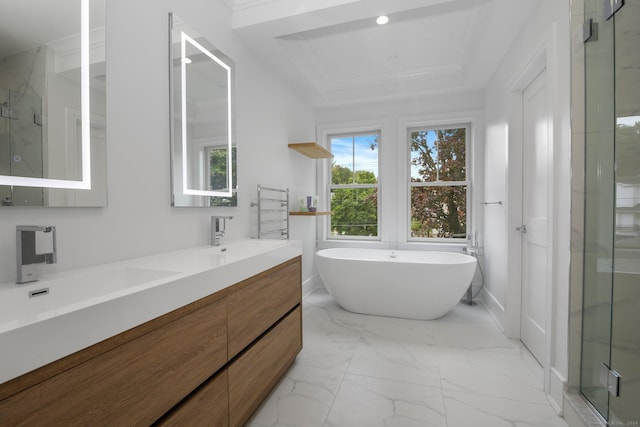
[516,225,527,234]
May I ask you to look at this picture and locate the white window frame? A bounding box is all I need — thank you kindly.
[405,121,472,243]
[326,129,382,241]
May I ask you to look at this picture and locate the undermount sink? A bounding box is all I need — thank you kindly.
[0,266,180,332]
[191,239,291,265]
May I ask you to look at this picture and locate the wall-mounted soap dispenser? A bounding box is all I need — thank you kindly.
[16,225,57,284]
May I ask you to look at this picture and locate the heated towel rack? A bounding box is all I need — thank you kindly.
[251,185,289,239]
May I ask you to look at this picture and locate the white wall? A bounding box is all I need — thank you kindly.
[0,0,317,287]
[482,0,571,411]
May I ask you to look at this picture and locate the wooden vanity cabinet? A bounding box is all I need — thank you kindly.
[0,296,228,426]
[228,257,302,358]
[229,306,302,426]
[0,256,302,426]
[155,369,229,427]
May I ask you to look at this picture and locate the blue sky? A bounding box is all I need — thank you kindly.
[330,134,379,179]
[330,130,446,181]
[410,130,438,180]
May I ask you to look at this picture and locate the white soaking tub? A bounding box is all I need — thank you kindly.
[316,248,477,320]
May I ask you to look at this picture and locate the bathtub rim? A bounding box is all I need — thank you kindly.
[315,247,477,265]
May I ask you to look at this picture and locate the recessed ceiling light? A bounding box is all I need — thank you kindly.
[376,15,389,25]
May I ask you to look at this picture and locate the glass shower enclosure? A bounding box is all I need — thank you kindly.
[581,0,640,424]
[0,47,46,206]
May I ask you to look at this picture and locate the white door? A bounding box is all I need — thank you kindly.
[520,68,550,365]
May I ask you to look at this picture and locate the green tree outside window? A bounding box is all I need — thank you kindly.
[410,127,467,238]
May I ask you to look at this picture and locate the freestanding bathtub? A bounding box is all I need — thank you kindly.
[315,248,477,320]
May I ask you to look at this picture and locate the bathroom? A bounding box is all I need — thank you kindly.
[0,0,638,426]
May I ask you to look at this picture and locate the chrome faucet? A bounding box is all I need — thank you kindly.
[16,225,57,284]
[211,216,233,246]
[463,230,479,256]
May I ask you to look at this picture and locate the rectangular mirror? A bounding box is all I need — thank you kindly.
[0,0,107,207]
[169,13,237,207]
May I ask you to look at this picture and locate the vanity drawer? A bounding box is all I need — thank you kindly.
[227,256,301,358]
[155,369,229,427]
[228,305,302,427]
[0,297,227,426]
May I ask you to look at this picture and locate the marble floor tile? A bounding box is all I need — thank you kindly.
[438,352,549,405]
[296,294,366,373]
[325,374,447,427]
[433,314,518,350]
[362,314,437,344]
[443,389,569,427]
[253,288,568,427]
[246,365,344,427]
[347,334,441,387]
[436,301,497,325]
[437,344,547,404]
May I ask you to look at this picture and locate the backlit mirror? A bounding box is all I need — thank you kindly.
[0,0,107,207]
[169,13,237,207]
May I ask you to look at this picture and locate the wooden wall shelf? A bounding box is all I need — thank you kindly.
[288,143,333,159]
[289,211,333,216]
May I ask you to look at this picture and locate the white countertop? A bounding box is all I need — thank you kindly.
[0,238,302,384]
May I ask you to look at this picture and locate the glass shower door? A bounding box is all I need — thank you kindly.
[581,0,640,423]
[610,0,640,424]
[8,89,45,206]
[581,0,615,418]
[0,88,45,206]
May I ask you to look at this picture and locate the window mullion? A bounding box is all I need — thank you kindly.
[436,135,440,182]
[351,136,356,184]
[409,180,468,188]
[329,183,379,190]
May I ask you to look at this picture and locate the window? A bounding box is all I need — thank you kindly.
[409,125,468,240]
[203,145,237,206]
[328,132,380,239]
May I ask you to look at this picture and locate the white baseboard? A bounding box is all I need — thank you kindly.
[482,288,506,333]
[302,274,324,298]
[548,367,566,416]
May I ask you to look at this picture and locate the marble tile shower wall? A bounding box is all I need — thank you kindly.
[247,289,569,427]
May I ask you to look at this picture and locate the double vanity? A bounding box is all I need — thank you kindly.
[0,239,303,426]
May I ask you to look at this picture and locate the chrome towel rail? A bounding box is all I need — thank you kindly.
[251,185,289,239]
